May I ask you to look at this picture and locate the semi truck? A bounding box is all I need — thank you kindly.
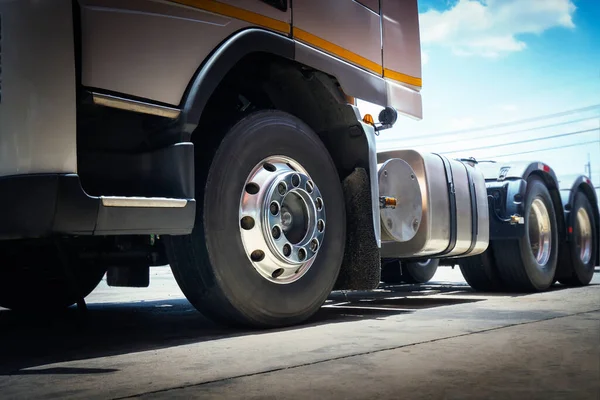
[0,0,597,328]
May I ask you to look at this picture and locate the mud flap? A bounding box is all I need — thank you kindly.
[333,168,381,290]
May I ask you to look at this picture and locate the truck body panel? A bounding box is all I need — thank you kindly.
[0,0,77,176]
[292,0,383,75]
[80,0,251,105]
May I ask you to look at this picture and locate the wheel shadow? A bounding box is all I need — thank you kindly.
[1,275,583,376]
[0,282,489,375]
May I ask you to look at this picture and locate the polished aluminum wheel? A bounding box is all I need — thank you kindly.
[575,207,593,264]
[528,198,552,265]
[239,156,326,284]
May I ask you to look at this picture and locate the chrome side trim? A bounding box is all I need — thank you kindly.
[101,196,188,208]
[91,93,182,119]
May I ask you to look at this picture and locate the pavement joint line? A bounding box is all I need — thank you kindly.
[112,308,600,400]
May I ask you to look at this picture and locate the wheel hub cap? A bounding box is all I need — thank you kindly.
[239,156,326,284]
[575,207,592,264]
[528,198,552,265]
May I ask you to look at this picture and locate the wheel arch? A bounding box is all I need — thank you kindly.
[179,28,296,137]
[181,27,373,181]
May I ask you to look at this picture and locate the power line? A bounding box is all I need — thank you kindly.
[478,139,600,159]
[378,104,600,142]
[384,116,599,148]
[440,128,599,154]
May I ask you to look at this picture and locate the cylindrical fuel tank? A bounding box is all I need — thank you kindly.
[377,150,489,259]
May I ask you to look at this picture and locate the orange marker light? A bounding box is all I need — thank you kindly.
[363,114,375,126]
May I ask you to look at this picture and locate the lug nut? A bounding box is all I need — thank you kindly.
[291,174,300,187]
[283,244,292,257]
[316,197,323,211]
[272,225,281,239]
[310,239,319,252]
[317,219,325,233]
[298,248,307,261]
[277,182,287,195]
[306,181,314,193]
[270,201,280,216]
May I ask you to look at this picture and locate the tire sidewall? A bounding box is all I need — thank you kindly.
[519,177,558,289]
[403,259,439,283]
[202,111,346,324]
[569,192,598,284]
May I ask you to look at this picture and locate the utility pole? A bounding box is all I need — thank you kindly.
[585,153,592,181]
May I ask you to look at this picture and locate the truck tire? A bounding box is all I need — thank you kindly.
[401,259,439,284]
[458,249,505,292]
[165,111,346,328]
[558,191,597,286]
[381,259,439,284]
[0,242,106,311]
[492,176,558,291]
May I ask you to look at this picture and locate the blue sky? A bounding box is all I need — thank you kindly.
[360,0,600,191]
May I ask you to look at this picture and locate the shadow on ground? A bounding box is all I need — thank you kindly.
[0,279,573,375]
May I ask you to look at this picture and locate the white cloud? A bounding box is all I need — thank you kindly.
[420,0,576,58]
[422,51,430,65]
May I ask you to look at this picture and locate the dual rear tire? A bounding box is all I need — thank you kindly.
[459,176,597,292]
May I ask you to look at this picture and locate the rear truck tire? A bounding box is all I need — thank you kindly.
[381,259,439,284]
[492,176,559,292]
[458,248,505,292]
[401,259,439,284]
[0,241,107,311]
[558,191,598,286]
[164,110,346,328]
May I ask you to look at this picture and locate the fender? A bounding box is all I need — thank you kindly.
[477,161,564,240]
[179,28,295,137]
[478,161,559,188]
[560,175,600,266]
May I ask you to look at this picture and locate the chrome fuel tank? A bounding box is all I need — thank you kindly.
[377,150,489,258]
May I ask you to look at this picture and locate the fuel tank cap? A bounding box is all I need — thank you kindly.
[378,158,422,242]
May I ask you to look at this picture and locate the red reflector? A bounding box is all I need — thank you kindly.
[586,178,592,185]
[543,164,550,172]
[568,226,573,234]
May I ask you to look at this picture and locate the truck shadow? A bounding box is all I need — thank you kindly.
[0,280,575,376]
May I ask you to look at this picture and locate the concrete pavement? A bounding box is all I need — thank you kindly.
[0,267,598,399]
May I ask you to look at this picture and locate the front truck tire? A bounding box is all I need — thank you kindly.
[165,111,346,328]
[559,191,598,286]
[491,176,559,292]
[0,241,107,311]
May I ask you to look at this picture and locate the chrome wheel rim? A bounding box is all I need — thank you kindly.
[575,207,592,264]
[239,156,326,284]
[528,198,552,265]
